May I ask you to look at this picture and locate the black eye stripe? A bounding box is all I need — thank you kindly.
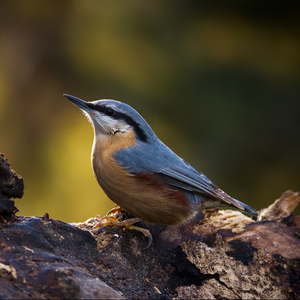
[105,107,115,116]
[93,104,148,143]
[113,111,148,143]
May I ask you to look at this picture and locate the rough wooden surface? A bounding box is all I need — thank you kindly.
[0,153,23,222]
[0,153,299,299]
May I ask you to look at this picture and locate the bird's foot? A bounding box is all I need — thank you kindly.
[105,204,123,217]
[93,208,153,249]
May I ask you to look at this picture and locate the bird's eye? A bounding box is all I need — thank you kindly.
[105,107,115,116]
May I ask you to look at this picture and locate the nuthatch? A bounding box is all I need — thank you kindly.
[65,94,257,247]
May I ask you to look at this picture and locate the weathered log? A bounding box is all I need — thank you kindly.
[0,153,299,299]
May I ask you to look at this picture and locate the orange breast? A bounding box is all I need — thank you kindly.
[91,130,192,225]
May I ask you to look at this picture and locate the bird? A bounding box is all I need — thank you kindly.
[64,94,257,248]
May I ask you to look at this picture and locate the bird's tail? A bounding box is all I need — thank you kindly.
[234,199,258,220]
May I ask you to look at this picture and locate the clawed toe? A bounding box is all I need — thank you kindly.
[93,209,153,249]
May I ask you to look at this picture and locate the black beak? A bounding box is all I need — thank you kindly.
[64,94,92,111]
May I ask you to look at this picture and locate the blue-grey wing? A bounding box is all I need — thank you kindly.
[156,166,244,209]
[158,165,258,218]
[113,141,243,209]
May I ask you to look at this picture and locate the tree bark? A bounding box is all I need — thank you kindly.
[0,153,299,299]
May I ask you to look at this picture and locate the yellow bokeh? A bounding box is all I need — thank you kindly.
[1,1,300,222]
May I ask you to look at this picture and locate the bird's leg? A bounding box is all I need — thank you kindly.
[93,208,153,249]
[105,204,122,217]
[93,205,122,229]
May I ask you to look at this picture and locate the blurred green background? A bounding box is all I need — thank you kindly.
[1,0,299,222]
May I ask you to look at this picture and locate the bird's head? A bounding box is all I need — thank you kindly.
[64,94,154,147]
